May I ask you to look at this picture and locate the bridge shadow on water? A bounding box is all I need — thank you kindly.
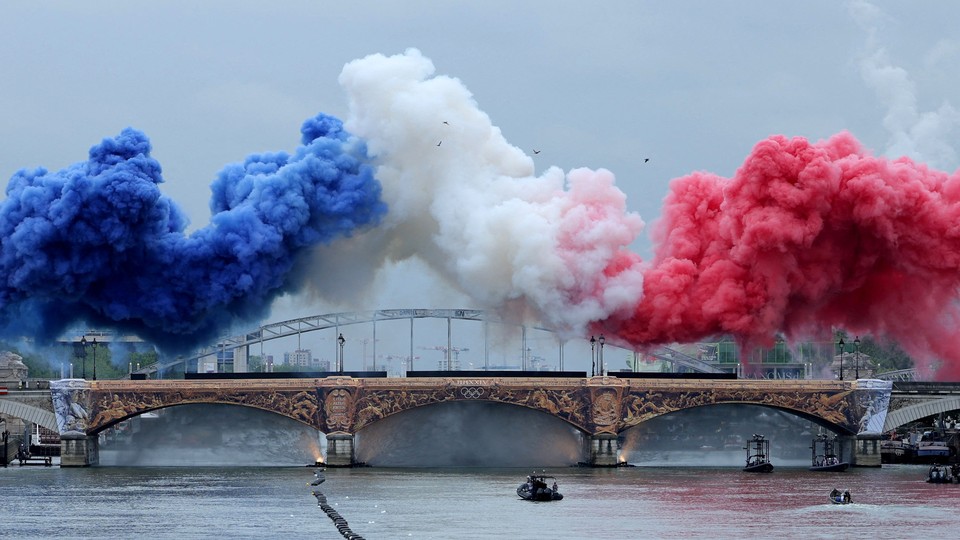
[355,401,584,467]
[95,402,833,469]
[620,403,827,467]
[98,404,322,467]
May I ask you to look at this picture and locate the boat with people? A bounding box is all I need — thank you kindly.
[926,463,956,484]
[517,473,563,501]
[810,434,849,472]
[743,434,774,473]
[829,488,852,504]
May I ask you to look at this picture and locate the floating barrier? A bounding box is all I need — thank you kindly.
[312,489,366,540]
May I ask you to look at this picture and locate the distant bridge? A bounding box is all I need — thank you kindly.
[884,382,960,431]
[144,309,724,376]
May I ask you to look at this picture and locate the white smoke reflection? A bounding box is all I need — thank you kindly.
[98,404,323,467]
[355,401,584,467]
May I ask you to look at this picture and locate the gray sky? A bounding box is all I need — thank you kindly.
[2,1,958,371]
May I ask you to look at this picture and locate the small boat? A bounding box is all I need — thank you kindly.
[517,473,563,501]
[880,437,917,464]
[916,431,952,463]
[743,434,774,473]
[829,488,852,504]
[926,463,955,484]
[810,434,849,472]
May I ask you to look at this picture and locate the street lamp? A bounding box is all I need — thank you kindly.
[599,335,606,375]
[837,337,845,381]
[854,336,860,379]
[337,333,346,373]
[80,336,87,379]
[91,338,98,381]
[589,336,596,377]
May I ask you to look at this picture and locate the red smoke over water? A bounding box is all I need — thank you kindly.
[598,132,960,380]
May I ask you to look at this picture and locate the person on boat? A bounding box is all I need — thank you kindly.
[552,481,558,493]
[842,491,851,503]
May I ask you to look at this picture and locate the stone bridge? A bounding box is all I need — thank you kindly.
[48,376,893,467]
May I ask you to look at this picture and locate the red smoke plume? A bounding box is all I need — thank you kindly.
[599,132,960,380]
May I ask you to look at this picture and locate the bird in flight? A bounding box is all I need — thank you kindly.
[533,149,541,155]
[644,158,650,163]
[443,121,449,125]
[437,141,442,146]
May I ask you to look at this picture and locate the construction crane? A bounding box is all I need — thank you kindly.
[419,346,469,371]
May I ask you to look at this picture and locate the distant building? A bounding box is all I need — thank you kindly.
[283,349,313,368]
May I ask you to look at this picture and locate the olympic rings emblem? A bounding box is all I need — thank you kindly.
[460,386,484,399]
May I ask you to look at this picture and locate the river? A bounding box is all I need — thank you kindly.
[2,463,959,539]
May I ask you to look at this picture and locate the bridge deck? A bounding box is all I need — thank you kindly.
[90,376,854,391]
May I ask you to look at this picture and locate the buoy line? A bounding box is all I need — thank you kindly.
[312,490,366,540]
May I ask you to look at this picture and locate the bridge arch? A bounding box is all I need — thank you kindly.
[619,402,853,436]
[353,393,590,435]
[883,396,960,432]
[86,400,322,436]
[0,399,58,432]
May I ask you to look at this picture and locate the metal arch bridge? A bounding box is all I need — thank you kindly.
[143,308,722,375]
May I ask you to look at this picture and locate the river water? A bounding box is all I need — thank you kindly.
[3,463,959,539]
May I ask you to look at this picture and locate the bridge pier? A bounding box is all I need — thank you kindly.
[60,434,99,467]
[851,434,882,467]
[325,432,355,467]
[588,433,619,467]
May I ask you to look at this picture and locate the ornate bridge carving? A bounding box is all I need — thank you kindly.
[50,377,892,439]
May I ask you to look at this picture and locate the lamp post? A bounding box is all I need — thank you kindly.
[337,333,346,373]
[91,338,98,381]
[80,336,87,379]
[599,335,606,375]
[854,336,860,379]
[837,337,845,381]
[589,336,596,377]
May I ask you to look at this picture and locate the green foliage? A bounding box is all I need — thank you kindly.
[18,350,59,378]
[858,336,914,372]
[247,355,265,373]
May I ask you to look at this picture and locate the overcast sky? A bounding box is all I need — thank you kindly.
[2,1,958,370]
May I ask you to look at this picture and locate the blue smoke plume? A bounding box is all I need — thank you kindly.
[0,113,386,352]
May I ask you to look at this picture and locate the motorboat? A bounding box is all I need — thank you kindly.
[880,437,917,464]
[916,431,952,464]
[517,473,563,501]
[926,463,955,484]
[810,434,849,472]
[829,488,852,504]
[743,434,774,473]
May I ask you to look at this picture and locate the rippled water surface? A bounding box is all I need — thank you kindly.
[3,464,959,539]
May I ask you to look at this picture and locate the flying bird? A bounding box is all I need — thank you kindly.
[437,141,442,146]
[533,149,541,154]
[443,121,449,125]
[644,158,650,163]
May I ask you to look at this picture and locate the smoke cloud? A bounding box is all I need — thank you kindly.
[0,114,385,352]
[305,49,646,338]
[600,132,960,379]
[4,41,960,381]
